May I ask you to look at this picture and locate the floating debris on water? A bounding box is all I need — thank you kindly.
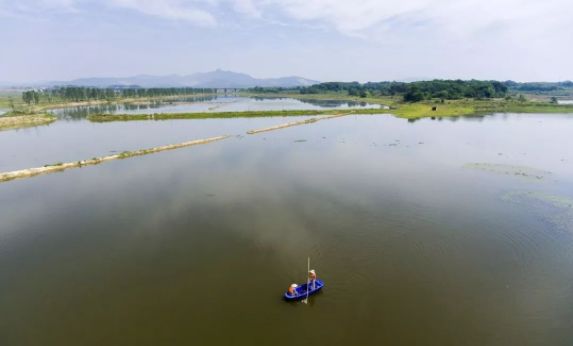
[294,139,307,143]
[463,163,551,180]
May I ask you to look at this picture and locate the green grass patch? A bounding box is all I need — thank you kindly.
[0,113,56,130]
[44,162,64,167]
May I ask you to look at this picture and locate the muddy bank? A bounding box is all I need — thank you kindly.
[0,135,228,183]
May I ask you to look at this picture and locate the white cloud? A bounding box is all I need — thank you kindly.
[1,0,572,81]
[261,0,573,42]
[0,0,78,16]
[231,0,261,17]
[3,0,572,38]
[108,0,217,26]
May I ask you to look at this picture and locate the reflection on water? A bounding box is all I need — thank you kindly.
[0,115,317,171]
[1,114,573,345]
[48,96,384,119]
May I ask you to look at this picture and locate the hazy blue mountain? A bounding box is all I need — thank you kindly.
[32,69,319,88]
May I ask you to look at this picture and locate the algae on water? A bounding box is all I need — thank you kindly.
[464,163,551,180]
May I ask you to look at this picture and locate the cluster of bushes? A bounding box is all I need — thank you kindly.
[251,80,509,102]
[504,81,573,93]
[401,80,508,102]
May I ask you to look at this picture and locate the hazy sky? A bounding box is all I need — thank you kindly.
[1,0,572,82]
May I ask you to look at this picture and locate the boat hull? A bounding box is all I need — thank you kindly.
[283,280,324,301]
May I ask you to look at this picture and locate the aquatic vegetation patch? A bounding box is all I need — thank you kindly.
[463,163,551,180]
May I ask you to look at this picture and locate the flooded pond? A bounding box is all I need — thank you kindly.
[49,96,383,119]
[1,111,573,345]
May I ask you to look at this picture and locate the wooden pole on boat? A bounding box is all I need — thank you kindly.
[304,257,310,304]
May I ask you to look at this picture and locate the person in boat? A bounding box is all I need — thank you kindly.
[309,269,317,289]
[287,283,298,297]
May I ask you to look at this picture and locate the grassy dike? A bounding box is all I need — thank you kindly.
[88,109,352,122]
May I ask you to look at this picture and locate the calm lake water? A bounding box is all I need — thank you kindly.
[49,96,383,119]
[1,106,573,345]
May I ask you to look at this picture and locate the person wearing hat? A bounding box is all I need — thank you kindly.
[309,269,317,290]
[287,283,298,297]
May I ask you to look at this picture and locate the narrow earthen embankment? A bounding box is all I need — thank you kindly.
[0,135,228,183]
[246,112,353,134]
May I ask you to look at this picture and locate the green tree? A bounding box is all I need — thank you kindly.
[22,91,33,105]
[403,87,425,102]
[32,91,40,104]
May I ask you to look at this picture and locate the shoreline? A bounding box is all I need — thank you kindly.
[4,92,573,124]
[85,100,573,123]
[36,92,218,111]
[0,92,218,114]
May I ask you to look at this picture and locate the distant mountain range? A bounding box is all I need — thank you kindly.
[1,70,319,89]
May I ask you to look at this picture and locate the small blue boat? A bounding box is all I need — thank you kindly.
[284,280,324,301]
